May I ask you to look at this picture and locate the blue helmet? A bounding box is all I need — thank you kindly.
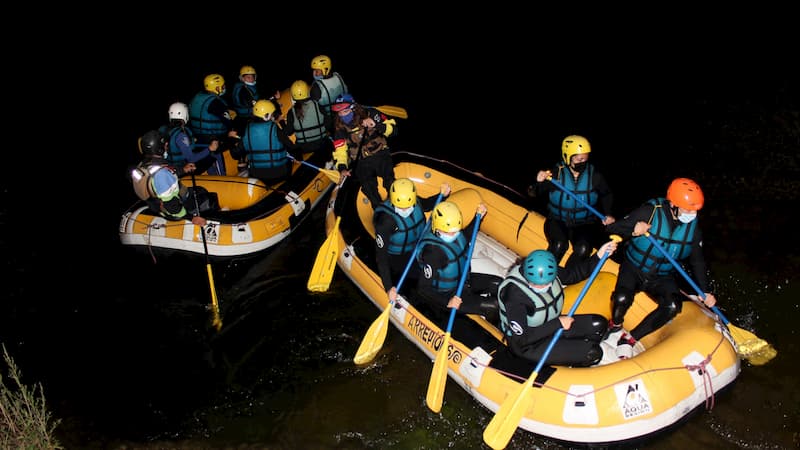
[331,93,355,112]
[522,250,557,284]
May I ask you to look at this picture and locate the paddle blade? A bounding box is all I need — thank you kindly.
[354,306,391,365]
[320,168,341,184]
[426,333,452,413]
[728,324,777,365]
[206,263,222,331]
[307,216,341,292]
[375,105,408,119]
[482,374,538,450]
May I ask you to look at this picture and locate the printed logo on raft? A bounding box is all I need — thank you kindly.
[614,379,653,420]
[407,316,464,364]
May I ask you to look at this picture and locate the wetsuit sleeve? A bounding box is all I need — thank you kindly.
[686,228,710,292]
[534,164,562,197]
[558,253,602,285]
[208,98,233,130]
[419,193,440,212]
[605,202,653,239]
[593,170,614,216]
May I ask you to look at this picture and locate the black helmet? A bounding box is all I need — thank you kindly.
[140,130,165,155]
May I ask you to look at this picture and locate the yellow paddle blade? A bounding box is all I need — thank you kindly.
[206,263,222,331]
[354,306,391,365]
[375,105,408,119]
[728,324,777,365]
[307,216,341,292]
[320,168,341,184]
[483,373,538,450]
[426,333,452,413]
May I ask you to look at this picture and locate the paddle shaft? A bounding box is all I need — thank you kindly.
[448,214,484,328]
[287,155,340,183]
[643,233,731,325]
[190,172,222,330]
[547,176,606,222]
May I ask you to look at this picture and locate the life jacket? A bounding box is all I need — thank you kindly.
[290,100,328,144]
[189,92,229,139]
[416,230,469,293]
[625,198,697,275]
[547,163,598,226]
[231,82,258,118]
[313,73,347,111]
[498,265,564,335]
[240,121,287,169]
[373,200,426,256]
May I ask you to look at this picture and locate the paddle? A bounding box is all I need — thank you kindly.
[190,172,222,331]
[354,193,444,365]
[426,213,483,413]
[482,236,619,450]
[287,154,341,184]
[373,105,408,119]
[307,216,342,292]
[643,233,776,365]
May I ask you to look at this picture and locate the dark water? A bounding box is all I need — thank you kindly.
[3,37,799,449]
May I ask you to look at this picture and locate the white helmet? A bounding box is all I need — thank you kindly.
[168,102,189,124]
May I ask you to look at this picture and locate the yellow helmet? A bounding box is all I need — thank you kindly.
[431,201,463,233]
[561,135,591,165]
[253,99,276,120]
[204,74,226,95]
[311,55,332,76]
[290,79,310,101]
[239,65,257,80]
[390,178,417,209]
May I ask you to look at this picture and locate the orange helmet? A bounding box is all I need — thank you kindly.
[667,178,704,211]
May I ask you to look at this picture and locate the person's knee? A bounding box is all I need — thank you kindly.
[571,241,592,260]
[662,296,683,320]
[548,240,569,262]
[587,314,608,341]
[480,298,499,325]
[584,345,603,366]
[611,290,633,323]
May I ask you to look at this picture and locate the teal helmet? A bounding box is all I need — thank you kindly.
[522,250,557,284]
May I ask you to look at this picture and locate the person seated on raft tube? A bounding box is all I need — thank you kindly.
[528,135,615,267]
[605,177,717,358]
[130,130,218,226]
[374,178,451,304]
[497,240,617,367]
[160,102,224,176]
[232,99,296,184]
[414,201,499,328]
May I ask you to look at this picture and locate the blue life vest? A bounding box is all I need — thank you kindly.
[417,230,469,293]
[240,121,287,169]
[548,164,598,226]
[189,92,229,139]
[373,200,426,256]
[625,198,697,275]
